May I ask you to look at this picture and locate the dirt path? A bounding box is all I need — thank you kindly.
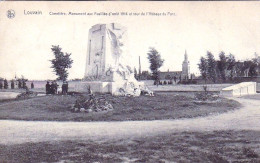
[0,92,20,100]
[0,97,259,145]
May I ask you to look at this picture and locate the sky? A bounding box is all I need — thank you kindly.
[1,1,260,80]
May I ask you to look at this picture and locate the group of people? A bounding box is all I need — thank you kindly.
[46,81,69,95]
[0,79,34,89]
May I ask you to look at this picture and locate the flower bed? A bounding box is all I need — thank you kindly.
[71,94,113,113]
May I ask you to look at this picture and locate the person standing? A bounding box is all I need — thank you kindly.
[31,82,34,89]
[11,80,14,89]
[54,81,58,94]
[4,79,8,89]
[0,81,3,89]
[62,81,66,94]
[50,82,55,94]
[18,80,22,89]
[22,80,26,89]
[50,81,57,94]
[46,81,51,94]
[65,81,69,94]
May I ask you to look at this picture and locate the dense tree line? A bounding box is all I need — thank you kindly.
[198,52,260,83]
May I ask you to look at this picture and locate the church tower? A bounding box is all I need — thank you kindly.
[182,50,190,80]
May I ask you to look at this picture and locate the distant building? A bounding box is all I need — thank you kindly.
[159,70,182,80]
[159,50,191,80]
[139,51,193,81]
[139,71,152,80]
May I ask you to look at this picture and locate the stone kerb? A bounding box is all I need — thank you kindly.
[220,82,257,97]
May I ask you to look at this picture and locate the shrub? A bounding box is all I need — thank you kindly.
[243,147,259,158]
[194,92,219,101]
[178,80,197,85]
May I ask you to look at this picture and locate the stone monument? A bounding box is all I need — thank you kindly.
[75,23,149,96]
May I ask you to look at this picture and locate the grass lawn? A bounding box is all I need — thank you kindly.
[0,92,240,121]
[0,130,259,162]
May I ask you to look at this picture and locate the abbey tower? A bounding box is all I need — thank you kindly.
[181,50,190,80]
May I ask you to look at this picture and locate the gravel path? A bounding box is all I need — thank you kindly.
[0,97,259,145]
[0,92,20,100]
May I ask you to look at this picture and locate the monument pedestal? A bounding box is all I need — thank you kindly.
[75,81,111,94]
[75,80,145,96]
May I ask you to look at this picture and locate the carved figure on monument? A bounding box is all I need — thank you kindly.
[107,29,126,66]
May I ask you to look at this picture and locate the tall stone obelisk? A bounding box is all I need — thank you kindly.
[75,23,146,96]
[84,23,128,80]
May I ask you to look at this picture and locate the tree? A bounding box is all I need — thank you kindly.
[217,51,227,82]
[134,67,138,80]
[198,56,208,83]
[50,45,73,81]
[227,53,236,80]
[207,51,217,83]
[147,47,164,83]
[245,60,257,77]
[0,79,3,89]
[252,52,260,76]
[249,63,258,77]
[235,61,244,77]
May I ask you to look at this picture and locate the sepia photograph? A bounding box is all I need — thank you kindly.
[0,1,260,162]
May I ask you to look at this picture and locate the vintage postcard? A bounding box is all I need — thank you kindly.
[0,1,260,162]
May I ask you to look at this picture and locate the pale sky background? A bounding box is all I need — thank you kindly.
[1,2,260,80]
